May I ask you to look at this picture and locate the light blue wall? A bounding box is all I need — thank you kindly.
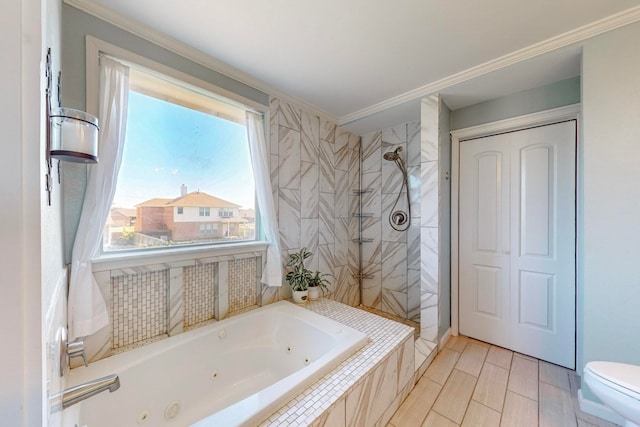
[580,20,640,401]
[61,4,269,112]
[450,76,580,131]
[60,4,270,261]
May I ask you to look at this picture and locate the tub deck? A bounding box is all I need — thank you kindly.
[259,299,415,426]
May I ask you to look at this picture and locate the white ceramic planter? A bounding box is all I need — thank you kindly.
[292,290,308,304]
[308,286,321,301]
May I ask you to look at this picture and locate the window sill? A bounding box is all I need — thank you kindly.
[92,240,269,273]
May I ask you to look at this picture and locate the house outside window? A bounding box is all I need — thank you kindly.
[219,208,233,218]
[102,63,256,252]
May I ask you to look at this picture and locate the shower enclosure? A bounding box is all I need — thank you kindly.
[354,123,422,334]
[354,96,449,358]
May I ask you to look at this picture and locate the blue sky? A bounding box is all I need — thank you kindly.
[112,91,255,209]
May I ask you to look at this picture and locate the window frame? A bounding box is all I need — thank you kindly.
[85,37,269,264]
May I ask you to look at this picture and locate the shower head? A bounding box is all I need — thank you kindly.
[383,147,402,161]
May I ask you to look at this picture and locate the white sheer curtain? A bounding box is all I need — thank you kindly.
[68,56,130,339]
[246,111,282,287]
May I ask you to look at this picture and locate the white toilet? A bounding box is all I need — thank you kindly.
[584,361,640,427]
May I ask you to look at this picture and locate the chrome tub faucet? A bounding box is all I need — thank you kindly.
[52,326,120,410]
[59,374,120,409]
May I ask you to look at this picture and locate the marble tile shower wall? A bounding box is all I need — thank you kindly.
[419,96,441,343]
[265,98,361,307]
[360,121,422,322]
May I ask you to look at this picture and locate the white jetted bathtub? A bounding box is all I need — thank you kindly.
[63,301,368,427]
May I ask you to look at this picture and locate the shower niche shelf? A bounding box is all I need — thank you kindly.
[352,187,374,281]
[352,188,374,245]
[352,272,375,280]
[352,238,374,243]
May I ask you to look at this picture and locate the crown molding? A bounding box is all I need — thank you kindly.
[450,103,580,141]
[63,0,339,124]
[339,5,640,126]
[64,0,640,129]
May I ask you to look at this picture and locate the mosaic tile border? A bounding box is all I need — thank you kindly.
[228,258,258,312]
[183,262,216,327]
[111,270,168,349]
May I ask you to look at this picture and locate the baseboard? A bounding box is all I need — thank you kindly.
[578,389,626,425]
[439,328,452,349]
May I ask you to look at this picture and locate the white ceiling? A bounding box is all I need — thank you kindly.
[71,0,640,134]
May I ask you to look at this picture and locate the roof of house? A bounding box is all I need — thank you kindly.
[111,208,136,217]
[136,198,174,207]
[136,192,241,208]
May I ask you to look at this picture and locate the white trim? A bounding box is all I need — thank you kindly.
[439,327,452,349]
[340,6,640,125]
[578,389,626,425]
[92,240,269,272]
[451,104,581,141]
[67,0,338,124]
[450,105,580,339]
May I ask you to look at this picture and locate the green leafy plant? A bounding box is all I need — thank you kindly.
[285,247,313,291]
[308,271,330,295]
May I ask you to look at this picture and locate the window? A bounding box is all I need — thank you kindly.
[219,208,233,218]
[104,65,256,251]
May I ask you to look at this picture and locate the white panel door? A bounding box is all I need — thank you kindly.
[459,121,576,368]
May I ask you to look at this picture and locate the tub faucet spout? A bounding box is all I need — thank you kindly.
[58,374,120,410]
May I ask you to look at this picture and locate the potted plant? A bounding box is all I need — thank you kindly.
[285,248,313,304]
[308,271,330,300]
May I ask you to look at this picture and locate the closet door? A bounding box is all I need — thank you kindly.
[459,121,576,368]
[459,132,512,350]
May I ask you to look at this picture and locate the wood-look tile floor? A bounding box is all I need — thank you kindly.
[388,335,620,427]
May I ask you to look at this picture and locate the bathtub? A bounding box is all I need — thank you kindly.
[63,301,368,427]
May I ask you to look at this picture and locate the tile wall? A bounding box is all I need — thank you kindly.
[420,96,441,343]
[228,258,258,312]
[360,121,422,321]
[358,95,444,346]
[111,270,168,349]
[266,98,361,307]
[183,263,216,327]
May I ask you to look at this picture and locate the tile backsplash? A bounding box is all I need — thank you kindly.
[183,262,216,327]
[228,257,257,312]
[111,270,168,349]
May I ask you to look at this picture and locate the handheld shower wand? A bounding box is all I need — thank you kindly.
[382,147,411,232]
